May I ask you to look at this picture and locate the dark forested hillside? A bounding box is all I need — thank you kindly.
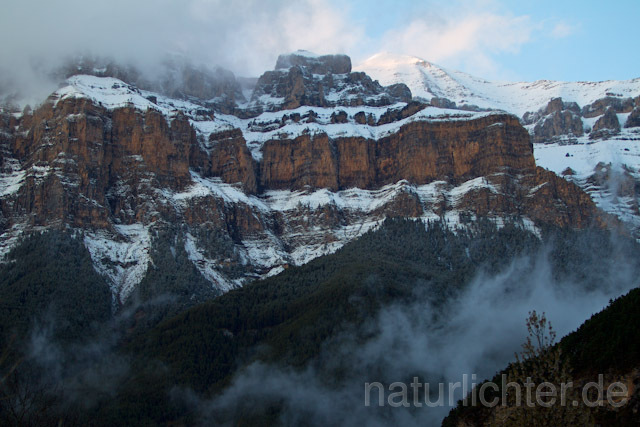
[561,287,640,377]
[95,219,640,425]
[0,231,112,349]
[443,286,640,427]
[135,219,541,386]
[2,220,640,425]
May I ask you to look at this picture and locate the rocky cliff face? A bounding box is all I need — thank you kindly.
[591,106,621,138]
[626,107,640,128]
[248,51,411,114]
[581,96,635,118]
[195,128,258,193]
[525,98,584,143]
[0,54,615,304]
[259,114,534,191]
[362,54,640,239]
[5,97,195,229]
[275,52,352,74]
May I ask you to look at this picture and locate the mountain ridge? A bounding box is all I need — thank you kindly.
[0,51,630,304]
[356,52,640,116]
[358,52,640,239]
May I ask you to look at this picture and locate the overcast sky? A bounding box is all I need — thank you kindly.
[1,0,638,86]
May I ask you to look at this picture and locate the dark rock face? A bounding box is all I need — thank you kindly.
[385,83,413,103]
[249,53,412,113]
[430,97,457,109]
[199,129,258,194]
[376,101,427,125]
[543,97,581,115]
[523,94,640,143]
[532,110,584,142]
[525,167,604,229]
[531,98,584,143]
[591,107,621,139]
[625,107,640,128]
[330,110,348,124]
[353,111,368,124]
[57,56,245,114]
[582,96,635,118]
[260,133,339,191]
[275,52,352,74]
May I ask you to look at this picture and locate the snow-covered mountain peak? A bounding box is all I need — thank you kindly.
[356,52,483,105]
[357,52,433,69]
[358,52,640,117]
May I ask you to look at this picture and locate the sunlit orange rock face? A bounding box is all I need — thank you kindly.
[259,114,535,191]
[0,96,608,242]
[6,98,195,227]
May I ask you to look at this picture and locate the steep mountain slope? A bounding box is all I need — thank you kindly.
[6,219,635,425]
[358,53,640,238]
[0,52,606,304]
[357,52,640,116]
[444,286,640,426]
[1,51,639,427]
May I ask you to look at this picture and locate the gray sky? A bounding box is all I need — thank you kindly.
[1,0,638,105]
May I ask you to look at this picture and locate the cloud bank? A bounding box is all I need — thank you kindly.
[181,240,638,426]
[1,0,570,106]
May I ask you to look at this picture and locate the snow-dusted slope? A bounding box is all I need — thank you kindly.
[357,52,640,117]
[358,52,640,238]
[0,75,523,302]
[3,61,639,302]
[53,74,490,163]
[55,75,212,119]
[534,127,640,234]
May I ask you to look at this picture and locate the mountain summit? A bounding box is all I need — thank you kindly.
[0,52,612,304]
[275,50,352,74]
[2,50,640,426]
[357,52,640,116]
[358,52,640,238]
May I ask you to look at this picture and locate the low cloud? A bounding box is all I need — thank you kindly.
[1,0,564,107]
[550,22,576,39]
[182,240,637,426]
[377,4,534,78]
[0,0,362,106]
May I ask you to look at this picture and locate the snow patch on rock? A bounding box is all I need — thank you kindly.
[83,223,152,302]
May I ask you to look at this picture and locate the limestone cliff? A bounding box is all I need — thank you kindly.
[0,68,615,302]
[259,114,534,190]
[248,51,412,114]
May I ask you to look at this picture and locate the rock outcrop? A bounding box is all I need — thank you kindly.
[591,106,621,139]
[6,97,196,228]
[530,98,584,143]
[248,51,411,113]
[625,107,640,128]
[582,96,635,118]
[194,128,258,193]
[260,114,534,191]
[275,51,352,74]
